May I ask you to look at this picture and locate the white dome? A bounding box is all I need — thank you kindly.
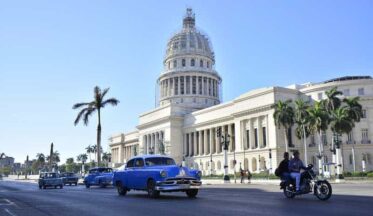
[158,9,222,110]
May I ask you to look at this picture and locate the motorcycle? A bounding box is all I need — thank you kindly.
[280,164,332,201]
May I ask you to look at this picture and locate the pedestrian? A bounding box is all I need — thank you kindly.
[275,152,290,189]
[240,167,245,183]
[247,169,252,183]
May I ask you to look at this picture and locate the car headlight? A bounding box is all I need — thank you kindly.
[160,170,167,178]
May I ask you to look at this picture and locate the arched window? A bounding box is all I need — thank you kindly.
[200,59,203,67]
[173,60,177,68]
[182,59,186,67]
[191,58,195,66]
[252,158,257,172]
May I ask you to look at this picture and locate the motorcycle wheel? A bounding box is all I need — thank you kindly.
[314,181,332,201]
[283,184,295,199]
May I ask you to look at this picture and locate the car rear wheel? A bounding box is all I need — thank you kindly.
[60,185,63,189]
[147,179,160,198]
[54,186,57,189]
[186,189,198,198]
[99,180,106,188]
[39,185,42,189]
[85,183,90,188]
[69,183,72,186]
[43,185,46,189]
[116,182,127,196]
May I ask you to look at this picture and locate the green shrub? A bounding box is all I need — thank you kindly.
[367,173,373,178]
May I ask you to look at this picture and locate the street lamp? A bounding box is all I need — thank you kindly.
[269,149,272,174]
[217,127,230,182]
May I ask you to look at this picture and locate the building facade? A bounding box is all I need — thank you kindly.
[109,9,373,175]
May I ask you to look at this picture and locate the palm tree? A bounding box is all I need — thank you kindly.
[77,153,88,173]
[36,153,46,170]
[73,86,119,165]
[343,97,363,122]
[294,98,310,165]
[273,99,294,152]
[330,107,355,178]
[102,152,111,167]
[323,87,343,112]
[307,101,329,174]
[85,145,93,162]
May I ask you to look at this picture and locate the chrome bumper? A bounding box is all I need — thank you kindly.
[155,179,202,191]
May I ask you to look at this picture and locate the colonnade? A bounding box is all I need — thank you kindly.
[184,124,236,157]
[143,131,165,155]
[160,75,219,99]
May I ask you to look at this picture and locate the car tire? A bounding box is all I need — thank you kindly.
[60,185,63,189]
[85,183,90,189]
[116,182,127,196]
[43,185,46,189]
[186,189,198,198]
[69,183,72,186]
[147,179,160,198]
[75,183,78,186]
[54,186,57,189]
[39,185,42,189]
[99,180,106,188]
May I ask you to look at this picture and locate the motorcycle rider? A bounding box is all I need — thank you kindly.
[276,152,290,188]
[289,150,307,194]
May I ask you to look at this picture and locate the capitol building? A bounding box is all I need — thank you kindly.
[109,9,373,175]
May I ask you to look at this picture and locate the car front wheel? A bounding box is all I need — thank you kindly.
[116,182,127,196]
[186,189,198,198]
[60,185,63,189]
[147,179,160,198]
[85,183,90,189]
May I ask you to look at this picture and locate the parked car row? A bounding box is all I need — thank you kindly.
[38,155,202,198]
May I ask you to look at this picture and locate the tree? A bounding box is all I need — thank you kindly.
[343,97,363,122]
[77,153,88,173]
[294,98,310,165]
[323,87,343,112]
[66,157,75,172]
[102,152,111,167]
[273,99,294,152]
[73,86,119,165]
[307,101,329,174]
[49,143,54,171]
[85,145,94,162]
[36,153,46,171]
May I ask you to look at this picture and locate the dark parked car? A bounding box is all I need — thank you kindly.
[60,172,79,186]
[38,172,63,189]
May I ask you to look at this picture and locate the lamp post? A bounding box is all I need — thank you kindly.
[149,146,154,155]
[210,150,213,177]
[269,149,272,174]
[217,127,230,182]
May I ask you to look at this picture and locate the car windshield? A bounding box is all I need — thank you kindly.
[145,157,175,166]
[65,173,74,177]
[45,173,58,178]
[98,168,112,173]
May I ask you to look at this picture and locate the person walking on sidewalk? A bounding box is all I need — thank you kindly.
[240,167,245,183]
[247,169,252,183]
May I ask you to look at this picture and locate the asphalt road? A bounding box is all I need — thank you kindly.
[0,180,373,216]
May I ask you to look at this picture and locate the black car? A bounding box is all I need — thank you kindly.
[60,172,79,186]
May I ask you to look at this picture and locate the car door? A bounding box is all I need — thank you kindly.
[133,159,146,189]
[125,159,135,188]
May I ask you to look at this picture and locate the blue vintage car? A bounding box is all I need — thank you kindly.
[84,167,113,188]
[113,155,202,198]
[38,172,64,189]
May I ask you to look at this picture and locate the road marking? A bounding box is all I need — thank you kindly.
[4,208,17,216]
[0,199,19,208]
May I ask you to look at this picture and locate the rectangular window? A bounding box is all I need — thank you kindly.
[186,76,190,94]
[175,77,178,95]
[208,78,212,96]
[262,127,267,148]
[348,132,353,142]
[362,129,368,140]
[180,77,184,95]
[246,130,250,149]
[170,79,173,95]
[358,88,365,96]
[192,76,196,94]
[318,92,323,100]
[362,109,366,118]
[343,89,350,96]
[198,76,202,95]
[254,128,258,148]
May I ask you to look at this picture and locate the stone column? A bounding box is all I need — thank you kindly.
[250,119,255,149]
[216,126,222,153]
[201,77,205,95]
[258,117,263,148]
[228,124,233,152]
[189,133,193,157]
[204,129,209,155]
[198,131,203,155]
[210,128,215,153]
[193,132,198,156]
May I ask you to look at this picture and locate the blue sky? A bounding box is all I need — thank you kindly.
[1,0,372,163]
